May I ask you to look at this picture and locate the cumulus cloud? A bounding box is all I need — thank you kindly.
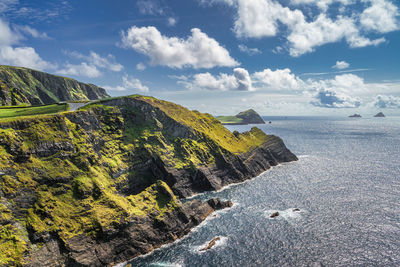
[308,74,366,108]
[238,44,261,55]
[168,17,177,26]
[373,95,400,108]
[103,75,149,92]
[204,0,398,56]
[311,89,361,108]
[332,60,350,69]
[180,68,253,91]
[56,62,101,78]
[65,51,123,72]
[121,26,239,69]
[136,62,146,71]
[360,0,399,33]
[0,18,54,70]
[56,51,123,78]
[253,68,302,90]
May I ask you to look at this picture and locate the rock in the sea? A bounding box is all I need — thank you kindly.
[349,114,362,118]
[293,208,300,212]
[207,198,233,210]
[199,237,221,251]
[374,112,385,117]
[270,211,280,218]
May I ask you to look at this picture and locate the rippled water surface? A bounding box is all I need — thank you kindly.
[128,117,400,267]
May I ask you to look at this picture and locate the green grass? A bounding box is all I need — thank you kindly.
[215,115,243,124]
[0,103,68,119]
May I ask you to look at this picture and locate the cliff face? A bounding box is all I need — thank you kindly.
[0,95,297,266]
[0,65,109,106]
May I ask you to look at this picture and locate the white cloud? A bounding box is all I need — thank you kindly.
[65,51,123,72]
[373,95,400,108]
[168,17,177,26]
[0,0,18,13]
[137,0,164,15]
[332,60,350,69]
[234,0,304,38]
[0,46,54,70]
[103,75,149,92]
[56,62,101,78]
[181,68,253,91]
[207,0,398,56]
[136,62,146,71]
[308,74,366,108]
[14,25,49,39]
[290,0,353,12]
[0,19,19,46]
[311,89,361,108]
[288,14,384,57]
[121,26,239,69]
[253,68,302,90]
[238,44,261,55]
[0,18,53,70]
[360,0,399,33]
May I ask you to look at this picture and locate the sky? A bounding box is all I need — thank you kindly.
[0,0,399,116]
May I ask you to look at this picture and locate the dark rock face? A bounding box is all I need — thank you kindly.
[0,65,109,106]
[270,211,280,218]
[27,199,223,267]
[374,112,385,117]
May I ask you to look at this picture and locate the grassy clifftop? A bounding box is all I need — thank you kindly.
[0,65,109,106]
[0,95,275,265]
[216,109,265,125]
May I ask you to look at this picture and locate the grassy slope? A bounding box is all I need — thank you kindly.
[215,115,243,124]
[0,103,69,119]
[0,95,270,265]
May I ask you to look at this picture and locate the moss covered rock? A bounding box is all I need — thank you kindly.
[0,95,297,266]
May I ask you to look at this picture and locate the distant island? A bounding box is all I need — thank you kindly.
[374,112,385,117]
[349,114,362,118]
[216,109,265,125]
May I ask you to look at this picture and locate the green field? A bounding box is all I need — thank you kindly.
[215,115,243,124]
[0,103,69,119]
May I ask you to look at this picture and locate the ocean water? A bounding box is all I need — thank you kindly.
[127,116,400,267]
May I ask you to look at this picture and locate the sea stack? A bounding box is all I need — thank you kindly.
[349,114,362,118]
[374,112,385,117]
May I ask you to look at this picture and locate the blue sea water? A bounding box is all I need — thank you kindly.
[127,116,400,267]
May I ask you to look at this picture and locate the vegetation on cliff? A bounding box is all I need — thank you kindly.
[0,94,295,266]
[0,65,109,106]
[216,109,265,125]
[0,103,69,119]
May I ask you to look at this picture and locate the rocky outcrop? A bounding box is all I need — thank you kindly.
[0,65,109,106]
[349,114,362,118]
[374,112,385,117]
[216,109,265,125]
[0,95,297,266]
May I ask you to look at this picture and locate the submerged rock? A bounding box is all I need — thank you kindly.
[270,211,280,218]
[199,237,221,251]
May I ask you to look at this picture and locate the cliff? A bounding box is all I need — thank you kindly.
[0,95,297,266]
[0,65,109,106]
[216,109,265,125]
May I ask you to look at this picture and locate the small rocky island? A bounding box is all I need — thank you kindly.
[216,109,265,125]
[349,114,362,118]
[374,112,385,117]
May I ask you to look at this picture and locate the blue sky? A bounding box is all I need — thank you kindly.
[0,0,399,115]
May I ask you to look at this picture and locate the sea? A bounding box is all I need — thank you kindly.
[127,116,400,267]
